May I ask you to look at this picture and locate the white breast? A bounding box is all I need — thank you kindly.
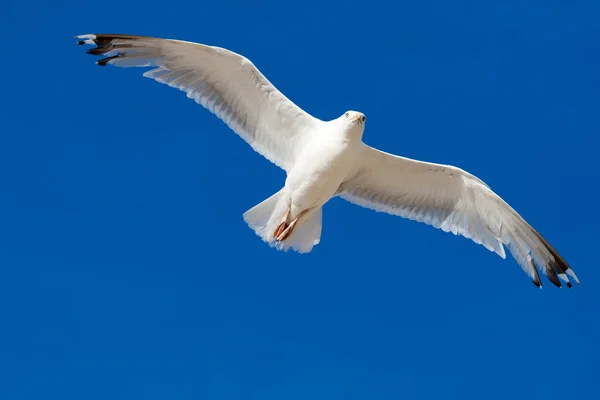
[285,128,361,216]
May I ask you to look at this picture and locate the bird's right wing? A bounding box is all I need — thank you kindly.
[338,143,579,288]
[76,34,322,172]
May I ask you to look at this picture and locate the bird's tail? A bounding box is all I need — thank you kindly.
[243,189,322,253]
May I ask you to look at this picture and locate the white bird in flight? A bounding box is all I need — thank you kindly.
[76,33,579,289]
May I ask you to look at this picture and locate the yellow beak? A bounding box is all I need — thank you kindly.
[352,114,361,122]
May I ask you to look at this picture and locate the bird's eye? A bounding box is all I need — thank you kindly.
[345,112,349,117]
[361,116,366,122]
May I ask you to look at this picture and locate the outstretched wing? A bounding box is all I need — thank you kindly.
[339,143,579,288]
[76,34,322,171]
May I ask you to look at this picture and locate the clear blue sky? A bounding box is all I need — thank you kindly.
[1,0,599,398]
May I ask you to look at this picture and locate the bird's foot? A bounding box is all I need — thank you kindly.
[273,206,291,239]
[273,221,288,240]
[275,209,308,242]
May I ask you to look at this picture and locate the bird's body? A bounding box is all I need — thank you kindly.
[285,116,363,217]
[243,113,366,252]
[75,33,580,288]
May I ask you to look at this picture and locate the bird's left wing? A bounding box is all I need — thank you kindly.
[75,34,322,172]
[338,143,579,288]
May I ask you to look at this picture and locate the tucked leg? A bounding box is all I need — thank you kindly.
[276,209,310,242]
[273,205,291,239]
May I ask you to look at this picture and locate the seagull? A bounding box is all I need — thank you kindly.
[75,33,579,289]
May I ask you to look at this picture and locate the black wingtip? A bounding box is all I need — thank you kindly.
[86,48,109,56]
[530,228,580,287]
[567,282,573,289]
[549,277,562,288]
[77,40,86,45]
[532,280,542,289]
[97,55,119,66]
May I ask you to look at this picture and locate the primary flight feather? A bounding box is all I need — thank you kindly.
[75,33,579,289]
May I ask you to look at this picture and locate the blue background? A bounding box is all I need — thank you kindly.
[1,0,599,398]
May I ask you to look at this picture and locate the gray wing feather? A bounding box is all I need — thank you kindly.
[339,143,578,288]
[76,34,321,171]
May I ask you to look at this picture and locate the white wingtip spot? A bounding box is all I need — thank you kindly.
[565,268,580,285]
[557,272,571,286]
[75,34,96,45]
[75,34,96,40]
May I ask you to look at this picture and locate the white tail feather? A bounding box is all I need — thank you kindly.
[243,189,322,253]
[280,208,322,253]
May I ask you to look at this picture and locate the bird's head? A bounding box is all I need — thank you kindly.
[341,111,367,137]
[344,110,366,125]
